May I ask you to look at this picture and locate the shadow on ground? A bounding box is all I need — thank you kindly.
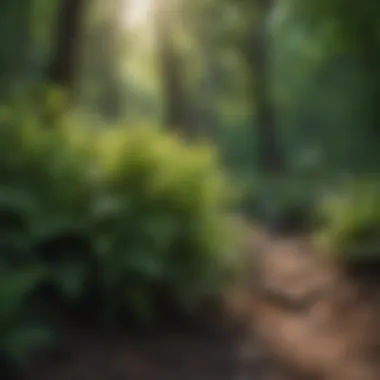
[23,229,380,380]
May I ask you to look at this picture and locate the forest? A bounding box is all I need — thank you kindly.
[1,0,380,379]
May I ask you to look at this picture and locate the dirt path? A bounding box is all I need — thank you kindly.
[24,230,380,380]
[26,314,298,380]
[28,330,243,380]
[249,231,380,380]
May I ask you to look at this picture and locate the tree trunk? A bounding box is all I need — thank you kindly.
[196,61,219,139]
[194,13,222,141]
[79,0,125,122]
[353,28,380,169]
[155,0,190,137]
[360,34,380,134]
[47,0,87,92]
[249,0,284,173]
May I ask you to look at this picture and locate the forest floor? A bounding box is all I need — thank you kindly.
[25,228,380,380]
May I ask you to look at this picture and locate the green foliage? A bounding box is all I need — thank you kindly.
[3,0,380,374]
[0,266,52,367]
[290,0,380,49]
[93,127,238,320]
[0,109,92,370]
[315,180,380,262]
[0,108,240,371]
[0,104,93,229]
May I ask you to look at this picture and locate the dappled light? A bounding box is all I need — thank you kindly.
[1,0,380,379]
[123,0,154,28]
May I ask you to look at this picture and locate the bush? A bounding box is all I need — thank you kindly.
[315,179,380,268]
[0,110,95,372]
[92,128,239,321]
[0,109,241,371]
[0,109,93,229]
[0,266,52,373]
[0,107,95,299]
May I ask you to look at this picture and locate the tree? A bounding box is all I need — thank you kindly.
[47,0,87,92]
[187,2,224,140]
[213,0,285,171]
[79,0,126,121]
[247,0,284,172]
[154,0,191,137]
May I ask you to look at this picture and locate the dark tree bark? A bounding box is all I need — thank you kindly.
[360,32,380,134]
[248,0,284,173]
[80,5,125,122]
[154,0,191,137]
[47,0,87,92]
[194,14,223,140]
[196,62,220,139]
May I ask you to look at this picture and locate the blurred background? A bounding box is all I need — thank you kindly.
[0,0,380,379]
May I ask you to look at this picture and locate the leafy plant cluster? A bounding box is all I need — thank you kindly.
[315,178,380,265]
[0,108,239,374]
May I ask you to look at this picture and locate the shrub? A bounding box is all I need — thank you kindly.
[92,127,239,321]
[0,111,95,372]
[0,265,52,374]
[315,179,380,266]
[0,108,93,229]
[0,108,95,300]
[0,110,241,335]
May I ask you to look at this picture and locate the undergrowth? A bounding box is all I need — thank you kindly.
[315,179,380,266]
[0,107,242,374]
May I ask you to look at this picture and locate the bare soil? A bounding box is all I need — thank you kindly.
[251,231,380,380]
[23,229,380,380]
